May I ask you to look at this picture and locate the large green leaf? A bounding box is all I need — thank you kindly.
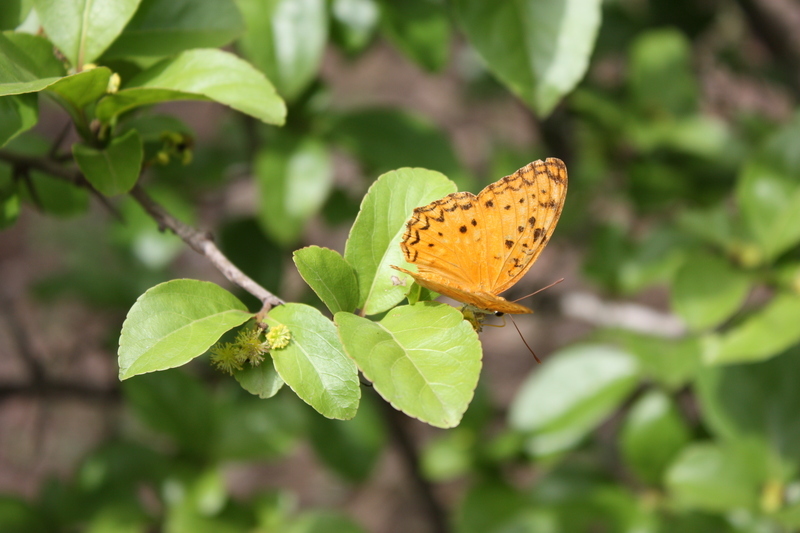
[0,32,64,95]
[255,138,333,245]
[377,0,450,72]
[96,49,286,125]
[670,250,751,331]
[214,389,304,460]
[118,279,252,379]
[103,0,244,58]
[737,159,800,261]
[703,292,800,365]
[122,369,215,459]
[46,67,111,118]
[628,28,697,116]
[293,246,359,314]
[32,0,141,67]
[510,344,640,453]
[592,330,702,391]
[665,443,762,512]
[456,479,529,533]
[697,346,800,472]
[343,167,455,315]
[73,129,143,196]
[620,390,691,485]
[452,0,602,116]
[330,108,468,188]
[0,496,48,533]
[0,94,37,147]
[737,114,800,260]
[266,303,360,420]
[335,303,482,428]
[236,0,328,101]
[330,0,379,53]
[307,393,386,482]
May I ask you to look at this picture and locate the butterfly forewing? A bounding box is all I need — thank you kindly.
[399,191,481,288]
[395,158,567,314]
[481,159,567,294]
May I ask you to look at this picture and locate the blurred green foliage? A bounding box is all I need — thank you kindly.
[2,0,800,531]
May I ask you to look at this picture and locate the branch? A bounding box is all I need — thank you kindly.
[129,185,283,309]
[0,150,283,310]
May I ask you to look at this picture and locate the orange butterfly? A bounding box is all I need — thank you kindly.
[392,158,567,328]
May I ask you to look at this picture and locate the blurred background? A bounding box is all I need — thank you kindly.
[2,0,800,531]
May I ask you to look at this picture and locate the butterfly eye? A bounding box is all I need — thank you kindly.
[494,311,504,317]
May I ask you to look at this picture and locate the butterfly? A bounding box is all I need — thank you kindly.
[391,158,567,329]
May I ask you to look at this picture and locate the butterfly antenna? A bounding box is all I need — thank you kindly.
[512,278,565,303]
[508,315,540,363]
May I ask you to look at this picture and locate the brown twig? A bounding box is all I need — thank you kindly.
[0,150,283,310]
[129,185,283,310]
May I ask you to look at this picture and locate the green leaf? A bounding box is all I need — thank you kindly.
[0,94,37,147]
[73,129,143,196]
[377,0,450,72]
[122,369,215,459]
[236,0,328,101]
[256,138,333,245]
[103,0,244,58]
[678,202,739,251]
[737,157,800,261]
[343,167,455,315]
[96,49,286,125]
[421,429,475,481]
[330,0,379,53]
[330,109,468,188]
[697,346,800,472]
[335,303,482,428]
[0,496,47,533]
[118,279,252,380]
[628,29,697,116]
[592,330,702,391]
[665,443,761,512]
[456,479,529,533]
[46,67,111,117]
[293,246,359,314]
[308,393,386,482]
[671,251,751,331]
[266,303,360,420]
[703,292,800,365]
[0,2,23,31]
[0,32,65,95]
[509,344,639,440]
[215,389,304,459]
[233,356,284,399]
[32,0,141,67]
[452,0,602,116]
[620,391,692,485]
[22,170,90,217]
